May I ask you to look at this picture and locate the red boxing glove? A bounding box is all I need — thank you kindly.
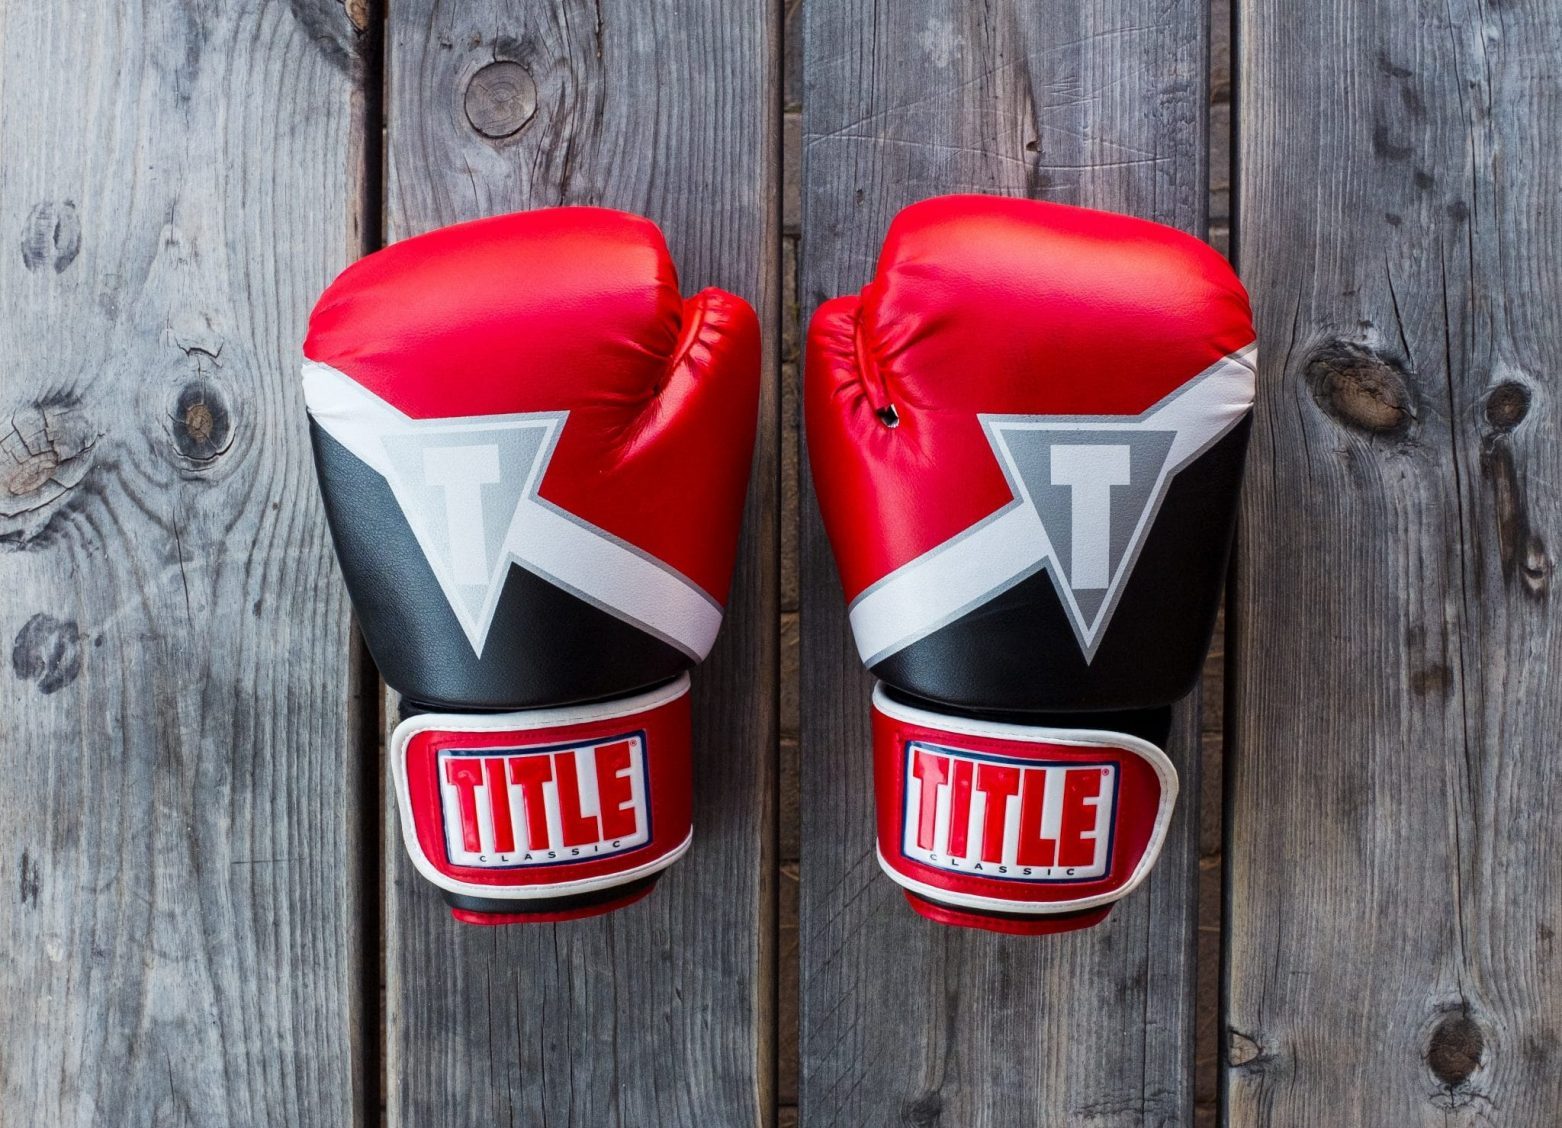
[304,208,759,923]
[807,195,1255,934]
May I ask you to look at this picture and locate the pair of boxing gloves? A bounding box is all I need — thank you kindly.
[303,197,1256,933]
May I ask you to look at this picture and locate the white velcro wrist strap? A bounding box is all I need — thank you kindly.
[391,674,693,901]
[871,685,1178,918]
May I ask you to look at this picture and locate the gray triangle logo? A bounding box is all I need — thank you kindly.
[985,423,1177,657]
[377,414,562,653]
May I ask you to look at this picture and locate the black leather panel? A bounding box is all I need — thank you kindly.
[442,876,659,917]
[311,423,689,710]
[886,689,1174,748]
[870,416,1250,714]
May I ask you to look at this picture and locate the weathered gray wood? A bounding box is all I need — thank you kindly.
[381,4,778,1125]
[799,3,1210,1124]
[0,2,370,1123]
[1227,0,1562,1122]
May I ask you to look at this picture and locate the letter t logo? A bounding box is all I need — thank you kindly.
[422,444,502,585]
[1049,444,1131,590]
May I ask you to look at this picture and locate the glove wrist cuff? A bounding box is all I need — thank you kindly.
[870,684,1178,934]
[390,674,693,921]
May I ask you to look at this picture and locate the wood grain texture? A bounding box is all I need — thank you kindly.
[799,2,1209,1124]
[1227,0,1562,1122]
[0,2,370,1123]
[381,3,778,1125]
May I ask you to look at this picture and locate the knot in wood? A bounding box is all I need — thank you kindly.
[20,199,81,273]
[172,381,232,464]
[11,613,81,695]
[465,61,536,139]
[5,451,60,497]
[0,395,96,535]
[1227,1028,1264,1068]
[18,849,41,906]
[186,402,214,445]
[1485,380,1531,431]
[1306,343,1415,436]
[1427,1009,1484,1086]
[900,1091,943,1127]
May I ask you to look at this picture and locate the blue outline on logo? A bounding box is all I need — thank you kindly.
[899,740,1120,884]
[437,728,652,869]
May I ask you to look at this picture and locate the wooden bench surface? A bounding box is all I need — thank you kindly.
[1,1,1557,1124]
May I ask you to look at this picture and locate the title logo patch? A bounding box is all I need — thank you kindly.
[901,741,1117,882]
[438,734,651,868]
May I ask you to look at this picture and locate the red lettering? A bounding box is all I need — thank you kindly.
[594,741,638,840]
[974,764,1021,863]
[508,755,554,850]
[483,758,515,853]
[443,759,485,854]
[1015,767,1056,867]
[945,758,974,857]
[553,750,600,846]
[911,749,950,850]
[1058,767,1108,867]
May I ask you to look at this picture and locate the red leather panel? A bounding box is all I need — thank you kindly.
[903,895,1112,936]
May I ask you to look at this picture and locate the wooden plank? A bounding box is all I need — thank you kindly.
[799,4,1210,1125]
[1227,0,1562,1122]
[0,2,371,1124]
[381,4,778,1125]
